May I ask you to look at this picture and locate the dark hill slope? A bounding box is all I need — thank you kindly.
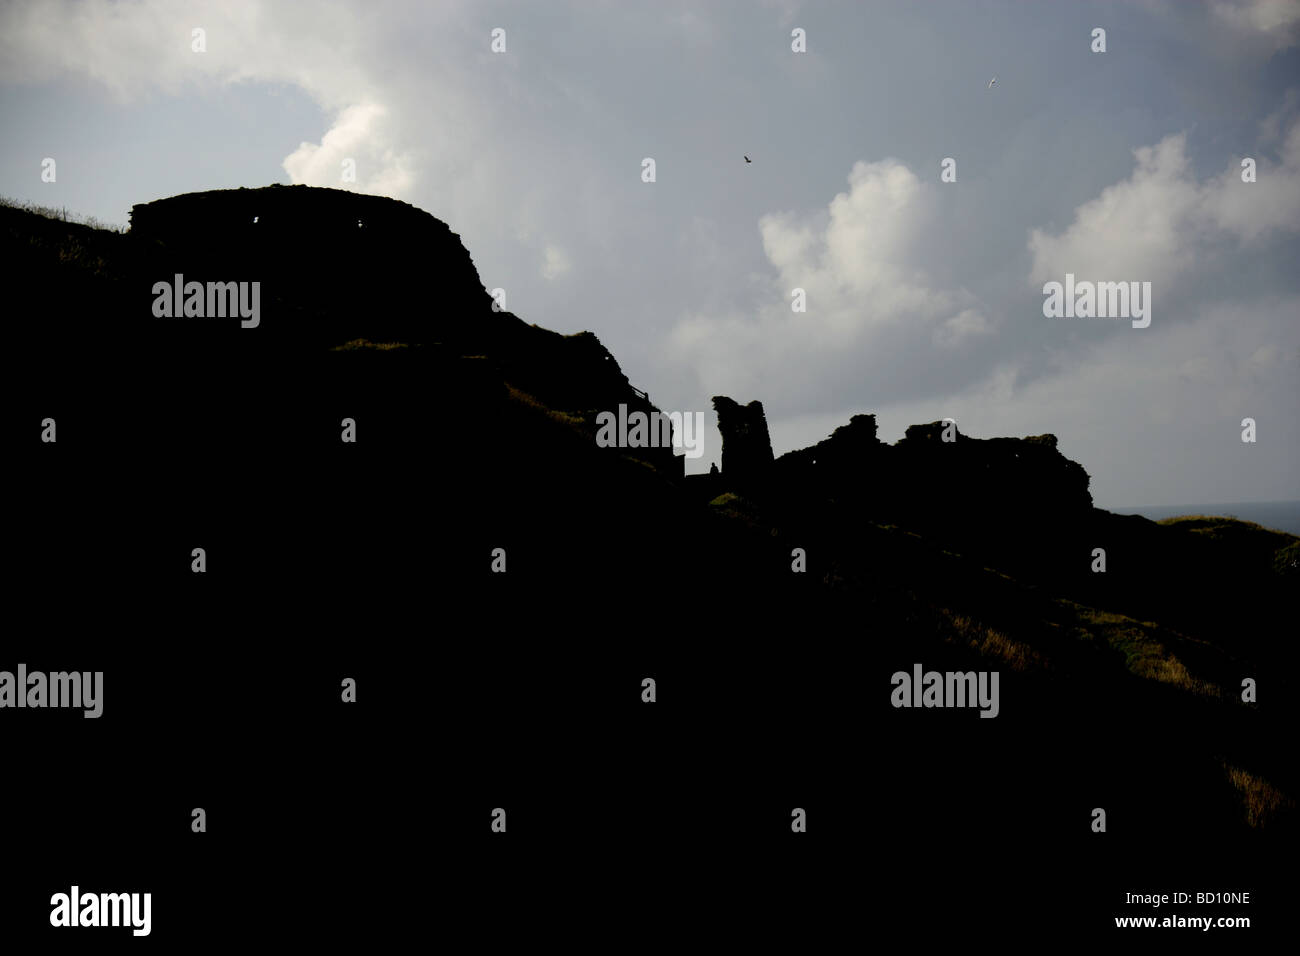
[8,188,1295,896]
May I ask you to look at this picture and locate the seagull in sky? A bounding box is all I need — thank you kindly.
[987,76,997,89]
[744,155,752,163]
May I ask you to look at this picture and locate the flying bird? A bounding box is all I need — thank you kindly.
[987,76,997,89]
[744,155,752,163]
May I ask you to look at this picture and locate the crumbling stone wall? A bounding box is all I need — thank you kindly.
[707,396,1094,524]
[712,396,774,480]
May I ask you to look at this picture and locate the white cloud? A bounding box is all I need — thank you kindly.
[670,158,988,402]
[0,1,376,106]
[1028,115,1300,290]
[540,243,572,280]
[1199,112,1300,240]
[0,0,459,201]
[1027,134,1202,290]
[1210,0,1300,50]
[282,102,413,197]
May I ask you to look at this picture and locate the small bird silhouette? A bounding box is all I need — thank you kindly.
[987,76,997,89]
[744,155,752,163]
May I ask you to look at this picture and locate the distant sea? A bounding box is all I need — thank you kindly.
[1108,501,1300,536]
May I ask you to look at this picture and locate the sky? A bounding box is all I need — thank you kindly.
[1,0,1297,508]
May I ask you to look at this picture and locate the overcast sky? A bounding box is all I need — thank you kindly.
[2,0,1297,507]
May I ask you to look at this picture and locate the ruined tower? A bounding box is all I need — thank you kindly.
[711,396,774,481]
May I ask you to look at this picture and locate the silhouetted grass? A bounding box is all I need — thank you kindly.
[1223,762,1295,828]
[939,610,1045,672]
[1157,514,1296,548]
[331,339,411,350]
[0,194,127,232]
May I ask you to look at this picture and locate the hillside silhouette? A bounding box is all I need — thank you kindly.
[9,186,1295,914]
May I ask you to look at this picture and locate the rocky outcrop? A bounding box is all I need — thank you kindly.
[776,413,882,477]
[758,411,1092,519]
[20,185,684,475]
[129,184,495,351]
[704,397,1095,580]
[890,421,1093,518]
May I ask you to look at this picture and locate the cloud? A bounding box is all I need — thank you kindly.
[1028,115,1300,291]
[0,0,428,198]
[1028,134,1202,290]
[1199,109,1300,240]
[934,308,995,348]
[0,0,376,106]
[669,158,988,407]
[1210,0,1300,50]
[282,103,413,197]
[540,243,572,280]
